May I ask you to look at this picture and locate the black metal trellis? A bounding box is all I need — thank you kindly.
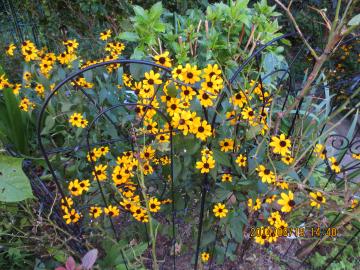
[32,32,360,270]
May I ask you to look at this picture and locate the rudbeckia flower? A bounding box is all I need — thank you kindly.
[104,205,120,217]
[89,206,103,218]
[328,156,341,173]
[196,156,215,174]
[201,252,210,263]
[256,165,275,183]
[100,29,112,41]
[153,51,172,67]
[148,197,161,212]
[219,138,234,152]
[235,154,247,167]
[63,208,80,224]
[309,191,326,209]
[269,134,291,156]
[179,64,201,84]
[277,191,295,212]
[213,203,228,218]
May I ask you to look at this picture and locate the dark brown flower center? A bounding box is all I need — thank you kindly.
[280,141,287,147]
[264,169,270,175]
[148,79,154,85]
[187,72,193,79]
[159,57,165,64]
[288,200,295,207]
[198,126,205,132]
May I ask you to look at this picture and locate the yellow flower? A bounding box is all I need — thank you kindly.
[265,194,277,204]
[351,153,360,160]
[201,252,210,263]
[281,155,294,165]
[235,154,247,167]
[100,29,112,41]
[166,98,183,116]
[69,112,83,127]
[153,51,172,67]
[172,65,183,79]
[328,156,341,173]
[219,138,234,152]
[35,83,45,97]
[200,75,223,94]
[92,164,108,181]
[156,130,170,143]
[229,91,247,108]
[221,174,232,182]
[148,197,161,213]
[256,165,275,183]
[63,39,79,53]
[309,191,326,209]
[269,134,291,156]
[63,208,80,224]
[277,191,295,213]
[61,197,74,211]
[79,179,90,193]
[143,70,162,90]
[98,146,109,156]
[213,203,228,218]
[104,205,120,217]
[203,64,221,80]
[143,119,159,134]
[201,148,213,157]
[255,227,269,245]
[241,107,256,121]
[23,71,32,82]
[68,179,82,196]
[314,144,327,159]
[171,110,192,135]
[89,206,103,218]
[197,90,215,107]
[268,228,278,243]
[274,219,288,230]
[196,156,215,174]
[87,148,102,162]
[276,181,289,190]
[179,64,201,84]
[141,161,154,175]
[350,199,358,209]
[267,211,281,225]
[247,198,261,211]
[191,118,212,141]
[5,43,16,56]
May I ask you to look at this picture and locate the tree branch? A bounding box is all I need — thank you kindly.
[274,0,319,60]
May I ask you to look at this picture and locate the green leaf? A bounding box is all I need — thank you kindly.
[245,125,262,140]
[167,82,178,97]
[201,230,216,248]
[118,32,139,42]
[348,14,360,26]
[0,155,33,202]
[213,149,232,167]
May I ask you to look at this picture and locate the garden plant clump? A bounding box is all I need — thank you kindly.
[0,0,360,269]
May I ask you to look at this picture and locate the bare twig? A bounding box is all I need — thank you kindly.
[274,0,319,60]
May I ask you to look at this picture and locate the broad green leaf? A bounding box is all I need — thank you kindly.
[245,125,262,140]
[213,149,232,167]
[167,82,178,97]
[118,32,139,42]
[348,14,360,26]
[0,155,33,202]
